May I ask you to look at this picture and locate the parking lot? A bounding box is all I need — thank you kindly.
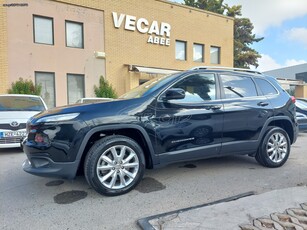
[1,131,307,230]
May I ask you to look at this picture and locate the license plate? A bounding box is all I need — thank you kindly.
[0,131,27,138]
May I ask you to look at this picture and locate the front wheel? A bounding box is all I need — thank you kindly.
[84,135,145,196]
[255,127,290,168]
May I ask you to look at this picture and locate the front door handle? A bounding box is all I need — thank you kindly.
[257,102,269,107]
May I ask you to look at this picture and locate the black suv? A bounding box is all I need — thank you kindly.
[23,67,298,196]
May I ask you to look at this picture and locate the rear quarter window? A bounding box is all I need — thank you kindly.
[254,78,278,96]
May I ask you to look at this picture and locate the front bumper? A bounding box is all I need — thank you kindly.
[22,153,79,179]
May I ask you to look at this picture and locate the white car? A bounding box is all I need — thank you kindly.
[0,94,47,148]
[75,97,113,104]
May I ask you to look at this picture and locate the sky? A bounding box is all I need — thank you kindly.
[172,0,307,71]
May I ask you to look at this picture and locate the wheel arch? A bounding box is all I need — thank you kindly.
[266,117,296,144]
[76,124,158,175]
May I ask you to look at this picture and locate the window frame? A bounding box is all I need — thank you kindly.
[67,73,85,104]
[35,71,56,108]
[33,15,54,45]
[193,43,204,63]
[210,46,221,64]
[175,40,187,61]
[65,20,84,49]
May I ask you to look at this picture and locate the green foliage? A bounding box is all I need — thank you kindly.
[184,0,263,68]
[94,76,117,98]
[184,0,224,14]
[7,77,42,95]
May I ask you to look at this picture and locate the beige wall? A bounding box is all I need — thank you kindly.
[6,0,105,106]
[56,0,233,95]
[0,0,9,94]
[2,0,234,105]
[295,85,307,98]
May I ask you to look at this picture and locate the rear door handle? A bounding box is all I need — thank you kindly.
[257,102,269,107]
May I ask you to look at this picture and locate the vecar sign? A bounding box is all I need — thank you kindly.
[112,12,171,46]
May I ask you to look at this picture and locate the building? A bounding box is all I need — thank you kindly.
[264,63,307,97]
[0,0,234,107]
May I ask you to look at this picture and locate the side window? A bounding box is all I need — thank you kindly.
[170,73,216,103]
[254,78,278,95]
[220,75,257,99]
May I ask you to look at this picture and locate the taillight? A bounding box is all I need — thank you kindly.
[291,96,296,103]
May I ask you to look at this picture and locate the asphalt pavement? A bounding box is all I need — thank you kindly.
[1,131,307,230]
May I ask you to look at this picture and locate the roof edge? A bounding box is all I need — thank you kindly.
[156,0,234,21]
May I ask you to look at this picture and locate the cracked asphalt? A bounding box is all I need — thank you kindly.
[1,131,307,230]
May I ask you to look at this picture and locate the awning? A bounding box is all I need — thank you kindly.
[129,65,180,75]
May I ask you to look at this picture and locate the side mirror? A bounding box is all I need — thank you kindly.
[163,88,185,101]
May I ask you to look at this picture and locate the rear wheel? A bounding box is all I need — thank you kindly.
[255,127,290,168]
[84,135,145,196]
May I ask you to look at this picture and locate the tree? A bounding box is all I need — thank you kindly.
[184,0,263,68]
[94,76,117,98]
[8,77,41,95]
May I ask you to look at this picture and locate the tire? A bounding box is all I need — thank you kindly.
[84,135,145,196]
[255,127,290,168]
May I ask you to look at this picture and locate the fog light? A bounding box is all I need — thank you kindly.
[32,158,49,168]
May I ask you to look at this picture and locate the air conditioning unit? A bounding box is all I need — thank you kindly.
[94,51,106,59]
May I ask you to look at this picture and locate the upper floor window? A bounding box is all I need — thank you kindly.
[175,40,187,61]
[33,15,54,45]
[210,46,220,64]
[193,43,204,62]
[66,21,84,48]
[220,75,257,99]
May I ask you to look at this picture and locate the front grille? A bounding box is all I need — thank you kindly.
[0,137,23,144]
[0,123,26,131]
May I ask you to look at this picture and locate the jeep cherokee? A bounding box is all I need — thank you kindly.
[23,67,298,196]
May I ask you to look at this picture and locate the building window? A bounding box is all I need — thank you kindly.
[193,43,204,62]
[35,72,56,108]
[67,74,85,104]
[176,40,187,61]
[66,21,84,48]
[210,46,220,64]
[33,15,54,45]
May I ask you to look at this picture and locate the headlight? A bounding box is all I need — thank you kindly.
[36,113,80,123]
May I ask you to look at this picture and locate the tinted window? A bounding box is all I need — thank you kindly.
[220,75,257,99]
[254,78,278,95]
[169,73,216,103]
[0,96,45,111]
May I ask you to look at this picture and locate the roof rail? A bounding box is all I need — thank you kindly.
[190,66,263,75]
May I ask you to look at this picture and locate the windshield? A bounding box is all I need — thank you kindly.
[0,96,45,111]
[120,73,181,99]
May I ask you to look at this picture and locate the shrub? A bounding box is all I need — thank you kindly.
[94,76,117,98]
[7,77,42,95]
